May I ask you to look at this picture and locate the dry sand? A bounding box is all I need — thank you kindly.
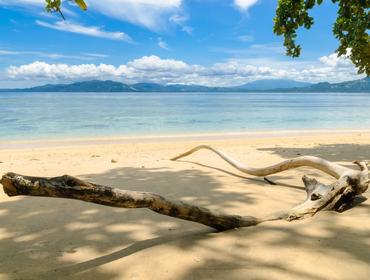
[0,131,369,280]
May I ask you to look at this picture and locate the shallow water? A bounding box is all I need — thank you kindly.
[0,91,369,140]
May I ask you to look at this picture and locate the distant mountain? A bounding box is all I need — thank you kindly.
[278,77,370,93]
[14,80,136,92]
[0,80,216,93]
[1,77,369,93]
[233,79,312,90]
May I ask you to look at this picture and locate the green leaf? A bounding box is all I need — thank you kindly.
[74,0,87,10]
[273,0,369,75]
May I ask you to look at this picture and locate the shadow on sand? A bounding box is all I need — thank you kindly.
[0,143,369,279]
[258,143,370,163]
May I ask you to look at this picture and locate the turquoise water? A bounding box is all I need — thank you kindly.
[0,91,369,140]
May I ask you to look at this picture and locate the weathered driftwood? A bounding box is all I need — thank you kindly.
[0,173,260,231]
[171,145,369,221]
[0,145,368,231]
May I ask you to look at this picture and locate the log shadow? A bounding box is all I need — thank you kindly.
[176,160,304,191]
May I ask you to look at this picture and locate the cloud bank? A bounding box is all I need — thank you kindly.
[6,53,362,86]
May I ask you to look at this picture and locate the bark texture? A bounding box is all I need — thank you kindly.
[0,172,260,231]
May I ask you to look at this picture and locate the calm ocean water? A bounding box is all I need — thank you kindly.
[0,91,369,140]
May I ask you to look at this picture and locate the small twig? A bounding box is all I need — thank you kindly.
[57,8,65,20]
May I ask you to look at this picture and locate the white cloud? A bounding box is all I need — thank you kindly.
[169,14,187,25]
[0,50,20,55]
[85,0,183,31]
[169,13,193,34]
[181,26,193,34]
[319,51,352,68]
[234,0,259,11]
[157,37,169,50]
[35,20,132,42]
[6,53,363,86]
[238,34,254,42]
[0,49,107,60]
[82,53,110,58]
[127,55,189,71]
[0,0,78,17]
[0,0,43,7]
[0,0,185,31]
[213,42,285,57]
[6,56,197,84]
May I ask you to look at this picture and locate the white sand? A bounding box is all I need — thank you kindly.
[0,131,369,279]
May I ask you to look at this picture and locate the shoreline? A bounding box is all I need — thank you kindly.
[1,128,370,150]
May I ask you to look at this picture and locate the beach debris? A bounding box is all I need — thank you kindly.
[111,159,117,163]
[1,173,259,231]
[91,154,100,158]
[1,149,368,231]
[171,145,369,222]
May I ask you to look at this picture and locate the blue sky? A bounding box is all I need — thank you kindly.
[0,0,363,88]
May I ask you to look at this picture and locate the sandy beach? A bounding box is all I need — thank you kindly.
[0,131,369,280]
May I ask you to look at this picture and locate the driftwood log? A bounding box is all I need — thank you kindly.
[171,145,369,221]
[1,145,368,231]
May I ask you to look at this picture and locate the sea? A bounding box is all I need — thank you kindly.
[0,91,369,140]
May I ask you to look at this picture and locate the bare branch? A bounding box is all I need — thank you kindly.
[171,145,349,178]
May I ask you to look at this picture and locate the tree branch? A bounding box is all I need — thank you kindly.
[171,145,349,178]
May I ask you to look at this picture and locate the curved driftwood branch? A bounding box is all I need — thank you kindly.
[0,172,262,231]
[172,145,369,220]
[171,145,349,178]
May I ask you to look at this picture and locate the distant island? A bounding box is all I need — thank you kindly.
[1,77,369,93]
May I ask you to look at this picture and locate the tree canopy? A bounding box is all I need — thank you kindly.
[45,0,369,75]
[274,0,369,75]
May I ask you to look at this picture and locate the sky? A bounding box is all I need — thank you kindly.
[0,0,364,88]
